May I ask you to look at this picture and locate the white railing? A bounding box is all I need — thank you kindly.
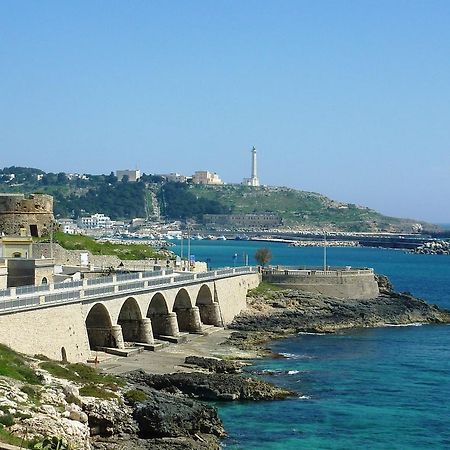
[0,266,257,314]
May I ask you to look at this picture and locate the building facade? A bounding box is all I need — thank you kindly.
[192,171,223,185]
[116,169,141,182]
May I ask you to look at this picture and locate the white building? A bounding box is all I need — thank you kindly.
[192,171,223,185]
[116,169,141,182]
[161,173,189,183]
[77,214,113,229]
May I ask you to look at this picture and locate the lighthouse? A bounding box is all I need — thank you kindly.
[243,146,260,187]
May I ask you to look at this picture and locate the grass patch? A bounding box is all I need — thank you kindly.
[39,361,124,391]
[0,344,42,385]
[21,384,41,404]
[79,384,117,400]
[124,389,147,405]
[0,426,28,447]
[0,415,14,427]
[37,232,170,260]
[247,281,283,298]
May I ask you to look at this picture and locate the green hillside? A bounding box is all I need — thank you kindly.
[0,166,437,232]
[188,184,433,233]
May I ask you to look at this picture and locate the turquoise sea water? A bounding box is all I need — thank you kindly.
[173,241,450,449]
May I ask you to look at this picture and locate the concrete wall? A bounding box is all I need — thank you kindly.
[263,271,379,299]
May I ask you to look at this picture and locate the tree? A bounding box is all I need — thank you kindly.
[254,248,272,267]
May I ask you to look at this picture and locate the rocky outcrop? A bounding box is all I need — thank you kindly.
[126,369,294,401]
[226,283,450,351]
[411,240,450,255]
[133,389,225,439]
[184,356,244,374]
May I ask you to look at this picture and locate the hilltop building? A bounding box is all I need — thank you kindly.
[192,171,223,185]
[243,146,260,187]
[160,173,190,183]
[116,169,141,182]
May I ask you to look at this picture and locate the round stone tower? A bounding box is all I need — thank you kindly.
[0,193,54,237]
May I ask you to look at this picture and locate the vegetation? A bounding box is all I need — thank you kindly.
[159,182,229,219]
[0,426,27,448]
[0,414,14,427]
[78,384,117,400]
[247,281,283,298]
[39,361,124,388]
[38,232,168,260]
[124,389,148,405]
[0,344,42,385]
[254,248,272,267]
[0,166,435,232]
[31,436,72,450]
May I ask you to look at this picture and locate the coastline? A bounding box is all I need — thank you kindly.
[95,276,450,449]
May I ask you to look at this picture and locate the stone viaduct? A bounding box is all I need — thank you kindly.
[0,267,260,362]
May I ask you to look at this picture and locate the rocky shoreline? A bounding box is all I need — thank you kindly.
[225,275,450,353]
[1,275,449,449]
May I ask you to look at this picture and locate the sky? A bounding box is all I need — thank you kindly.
[1,1,450,223]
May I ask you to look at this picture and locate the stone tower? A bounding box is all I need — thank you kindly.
[0,193,54,237]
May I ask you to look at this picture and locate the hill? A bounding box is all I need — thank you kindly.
[188,184,434,233]
[0,166,438,232]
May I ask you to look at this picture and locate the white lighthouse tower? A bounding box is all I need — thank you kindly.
[243,146,260,187]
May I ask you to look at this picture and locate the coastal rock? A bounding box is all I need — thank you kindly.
[227,284,450,350]
[133,389,225,439]
[11,414,91,450]
[184,356,243,373]
[82,397,138,437]
[126,369,294,401]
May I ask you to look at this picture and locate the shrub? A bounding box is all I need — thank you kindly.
[0,414,15,427]
[124,389,147,405]
[79,384,117,400]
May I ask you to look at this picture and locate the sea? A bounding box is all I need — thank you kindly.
[171,240,450,449]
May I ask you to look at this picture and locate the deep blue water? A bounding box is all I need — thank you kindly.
[173,241,450,449]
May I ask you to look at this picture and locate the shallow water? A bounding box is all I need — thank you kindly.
[173,241,450,449]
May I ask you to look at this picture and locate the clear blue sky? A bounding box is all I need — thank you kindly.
[1,1,449,223]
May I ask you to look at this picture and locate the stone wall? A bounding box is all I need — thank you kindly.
[0,194,54,237]
[263,270,379,299]
[0,302,91,361]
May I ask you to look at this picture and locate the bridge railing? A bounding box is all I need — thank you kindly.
[16,284,49,296]
[87,276,114,286]
[54,280,84,290]
[0,266,258,312]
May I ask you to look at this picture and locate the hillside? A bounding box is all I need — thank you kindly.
[0,166,438,232]
[188,184,434,233]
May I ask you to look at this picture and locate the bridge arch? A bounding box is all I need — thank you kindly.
[85,303,118,350]
[196,284,223,326]
[147,292,178,337]
[173,288,202,333]
[118,297,145,343]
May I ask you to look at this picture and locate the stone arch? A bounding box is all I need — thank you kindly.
[173,289,202,333]
[195,284,223,326]
[85,303,118,349]
[117,297,143,343]
[147,293,178,337]
[41,277,48,285]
